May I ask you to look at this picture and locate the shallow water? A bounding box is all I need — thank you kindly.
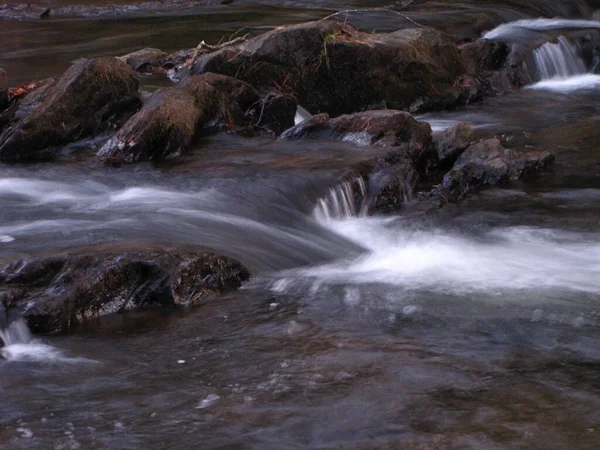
[2,1,600,449]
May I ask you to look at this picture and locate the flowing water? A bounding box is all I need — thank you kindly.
[2,1,600,449]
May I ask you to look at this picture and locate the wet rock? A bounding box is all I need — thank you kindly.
[119,48,169,72]
[252,93,297,135]
[0,251,250,334]
[282,110,430,145]
[0,57,140,162]
[282,109,433,163]
[432,122,475,166]
[437,138,554,202]
[173,254,250,306]
[0,68,8,112]
[459,40,530,100]
[368,165,419,214]
[97,73,260,163]
[187,21,468,116]
[0,78,56,131]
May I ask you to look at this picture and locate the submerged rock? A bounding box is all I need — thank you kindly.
[0,57,140,162]
[186,21,468,116]
[0,251,250,334]
[437,138,554,202]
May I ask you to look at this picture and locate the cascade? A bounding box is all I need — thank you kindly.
[533,36,587,80]
[314,177,367,221]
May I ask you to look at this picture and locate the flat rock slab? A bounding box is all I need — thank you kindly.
[0,250,250,334]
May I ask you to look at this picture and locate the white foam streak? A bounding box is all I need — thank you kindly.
[297,218,600,295]
[0,320,93,363]
[526,74,600,92]
[484,18,600,40]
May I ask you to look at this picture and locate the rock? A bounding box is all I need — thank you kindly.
[458,40,530,101]
[186,21,468,116]
[253,93,297,135]
[432,122,475,166]
[437,138,554,202]
[0,68,8,112]
[172,254,250,306]
[119,48,169,72]
[368,165,419,214]
[282,109,433,164]
[0,78,56,138]
[0,57,140,162]
[97,73,260,163]
[0,251,250,334]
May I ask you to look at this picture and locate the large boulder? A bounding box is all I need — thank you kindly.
[0,57,140,162]
[97,73,262,163]
[186,21,468,116]
[437,138,554,202]
[0,251,250,334]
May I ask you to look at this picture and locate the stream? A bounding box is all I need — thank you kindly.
[2,1,600,449]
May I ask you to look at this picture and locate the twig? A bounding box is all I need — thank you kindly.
[320,7,423,28]
[189,34,250,66]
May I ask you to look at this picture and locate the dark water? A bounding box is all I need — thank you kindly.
[2,1,600,449]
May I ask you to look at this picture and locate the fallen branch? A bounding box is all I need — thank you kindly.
[189,34,250,66]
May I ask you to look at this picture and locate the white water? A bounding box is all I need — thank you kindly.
[0,319,94,363]
[293,215,600,296]
[527,73,600,92]
[533,36,586,80]
[314,177,367,221]
[294,105,312,125]
[483,18,600,40]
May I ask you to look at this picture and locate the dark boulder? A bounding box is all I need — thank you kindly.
[0,57,140,162]
[437,138,554,202]
[0,251,250,334]
[97,73,261,163]
[459,40,530,100]
[432,122,475,166]
[253,93,297,135]
[187,21,468,116]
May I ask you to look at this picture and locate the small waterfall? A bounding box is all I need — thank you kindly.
[314,177,367,221]
[0,319,32,347]
[533,36,587,80]
[294,105,312,125]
